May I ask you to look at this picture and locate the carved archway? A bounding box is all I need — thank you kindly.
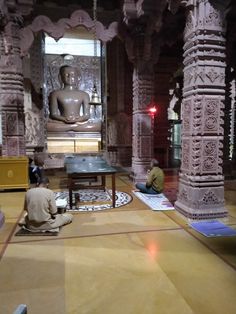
[20,10,118,56]
[19,9,119,154]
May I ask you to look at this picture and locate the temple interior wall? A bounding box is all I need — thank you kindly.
[1,1,235,173]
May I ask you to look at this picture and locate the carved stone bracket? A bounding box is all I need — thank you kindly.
[20,10,118,56]
[121,1,167,70]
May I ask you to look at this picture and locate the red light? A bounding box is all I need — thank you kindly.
[147,242,159,259]
[149,106,157,115]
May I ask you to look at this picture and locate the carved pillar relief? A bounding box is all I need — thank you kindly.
[122,0,164,182]
[132,68,155,181]
[0,19,25,156]
[175,0,227,219]
[0,1,34,156]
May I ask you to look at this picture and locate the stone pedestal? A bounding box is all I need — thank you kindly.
[47,132,101,154]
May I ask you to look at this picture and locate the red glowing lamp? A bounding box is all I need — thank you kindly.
[149,106,157,115]
[148,98,158,116]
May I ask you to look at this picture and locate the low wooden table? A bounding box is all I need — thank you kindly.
[64,156,117,209]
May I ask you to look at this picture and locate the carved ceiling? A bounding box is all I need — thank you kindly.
[2,0,236,62]
[31,0,186,48]
[35,0,121,10]
[32,0,122,23]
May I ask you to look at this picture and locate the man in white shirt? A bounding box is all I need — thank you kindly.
[22,177,73,232]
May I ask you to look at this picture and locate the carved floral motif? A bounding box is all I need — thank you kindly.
[182,100,191,132]
[205,99,217,114]
[205,116,217,130]
[203,156,216,171]
[181,139,190,169]
[6,113,18,134]
[178,187,188,203]
[25,110,44,146]
[203,141,217,155]
[201,190,221,205]
[205,9,222,27]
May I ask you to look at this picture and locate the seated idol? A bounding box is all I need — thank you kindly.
[47,65,101,132]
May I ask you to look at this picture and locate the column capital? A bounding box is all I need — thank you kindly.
[120,21,161,74]
[0,0,34,29]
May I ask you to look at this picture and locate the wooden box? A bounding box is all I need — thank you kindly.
[0,156,29,190]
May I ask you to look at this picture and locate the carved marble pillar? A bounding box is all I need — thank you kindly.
[0,2,33,229]
[175,0,227,219]
[0,1,33,156]
[0,21,25,155]
[122,0,164,182]
[132,68,155,182]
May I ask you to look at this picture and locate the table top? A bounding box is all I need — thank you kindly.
[64,156,116,174]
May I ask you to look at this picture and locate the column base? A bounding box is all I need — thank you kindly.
[175,200,228,220]
[175,178,228,220]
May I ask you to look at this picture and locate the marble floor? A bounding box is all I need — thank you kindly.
[0,170,236,314]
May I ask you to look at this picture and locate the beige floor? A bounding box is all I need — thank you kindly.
[0,171,236,314]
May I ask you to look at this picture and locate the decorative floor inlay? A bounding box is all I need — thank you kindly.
[55,189,132,211]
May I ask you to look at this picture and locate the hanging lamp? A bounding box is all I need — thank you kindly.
[90,0,101,105]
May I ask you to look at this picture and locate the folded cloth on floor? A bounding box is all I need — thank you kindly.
[15,226,59,236]
[132,191,175,211]
[21,225,59,233]
[190,220,236,237]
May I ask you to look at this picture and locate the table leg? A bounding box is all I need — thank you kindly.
[101,175,106,191]
[69,178,73,209]
[111,173,116,208]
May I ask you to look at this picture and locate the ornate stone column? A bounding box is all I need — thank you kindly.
[123,31,158,181]
[0,1,34,156]
[0,2,33,228]
[175,0,227,219]
[132,67,155,182]
[122,0,166,182]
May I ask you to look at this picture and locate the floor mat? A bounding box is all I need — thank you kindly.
[190,220,236,237]
[132,191,175,211]
[55,190,132,211]
[15,227,59,236]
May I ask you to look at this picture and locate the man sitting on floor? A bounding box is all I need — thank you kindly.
[135,159,164,194]
[21,177,73,232]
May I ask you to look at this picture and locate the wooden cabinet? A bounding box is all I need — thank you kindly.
[0,157,29,190]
